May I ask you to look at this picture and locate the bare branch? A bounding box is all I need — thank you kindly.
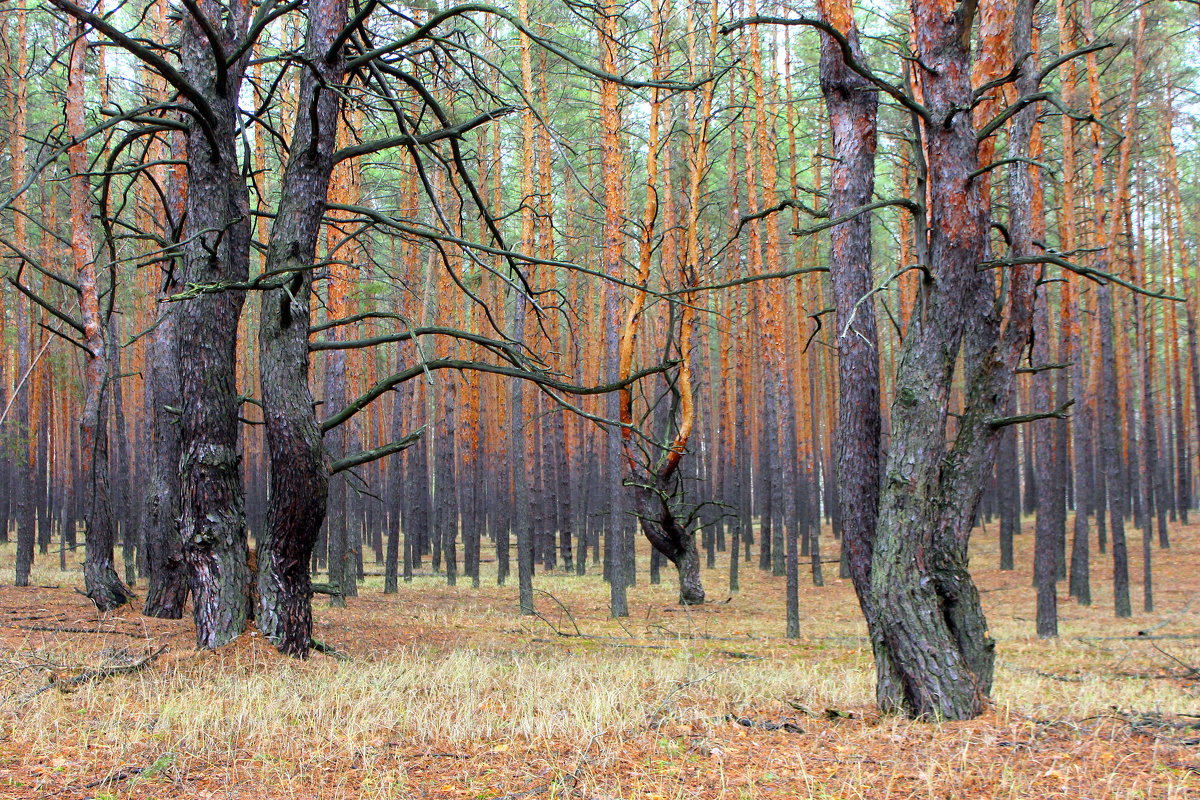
[793,199,920,237]
[988,399,1074,429]
[329,428,425,473]
[721,16,930,120]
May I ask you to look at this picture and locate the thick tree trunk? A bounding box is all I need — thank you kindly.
[176,6,254,648]
[68,21,132,612]
[815,0,900,709]
[631,481,705,605]
[867,0,1038,720]
[256,0,347,655]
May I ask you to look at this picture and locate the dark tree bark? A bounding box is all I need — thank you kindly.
[323,360,349,607]
[1094,405,1108,554]
[1032,297,1059,637]
[1068,362,1093,605]
[997,392,1020,571]
[1021,19,1056,637]
[79,328,132,611]
[814,0,901,708]
[255,0,347,656]
[1136,295,1158,613]
[1099,285,1131,618]
[1187,308,1200,525]
[864,0,1038,719]
[13,290,34,586]
[107,315,136,586]
[107,0,261,647]
[438,381,458,586]
[784,395,800,637]
[142,248,187,614]
[66,20,132,613]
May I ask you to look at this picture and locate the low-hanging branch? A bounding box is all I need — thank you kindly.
[329,428,426,474]
[321,359,676,433]
[968,157,1055,181]
[1016,362,1073,374]
[1036,39,1114,86]
[1,236,82,294]
[310,311,412,334]
[327,202,666,296]
[735,198,824,237]
[309,326,524,356]
[981,253,1184,301]
[976,91,1053,142]
[8,274,85,336]
[793,199,920,237]
[332,106,517,162]
[662,265,830,297]
[721,15,930,121]
[987,399,1075,429]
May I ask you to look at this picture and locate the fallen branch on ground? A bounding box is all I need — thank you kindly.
[17,624,146,638]
[50,645,168,692]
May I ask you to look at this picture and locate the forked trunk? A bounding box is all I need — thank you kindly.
[69,20,131,612]
[176,6,255,648]
[257,0,347,656]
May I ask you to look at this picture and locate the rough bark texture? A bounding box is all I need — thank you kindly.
[814,0,899,708]
[1098,285,1131,617]
[175,1,255,648]
[1012,13,1056,638]
[256,0,347,656]
[997,392,1020,571]
[143,142,189,618]
[11,5,33,588]
[867,0,1038,720]
[69,20,133,612]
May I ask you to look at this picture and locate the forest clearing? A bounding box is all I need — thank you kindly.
[3,524,1200,799]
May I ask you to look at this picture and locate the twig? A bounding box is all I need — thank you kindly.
[533,589,583,637]
[1138,592,1200,636]
[1149,644,1200,679]
[310,637,350,660]
[17,624,146,639]
[52,645,168,691]
[38,765,145,799]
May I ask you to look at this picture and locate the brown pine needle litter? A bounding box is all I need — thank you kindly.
[3,517,1200,799]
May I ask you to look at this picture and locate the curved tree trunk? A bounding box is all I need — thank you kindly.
[79,340,132,612]
[631,481,705,605]
[868,0,1039,720]
[176,5,255,649]
[68,19,131,612]
[814,0,902,710]
[144,125,189,619]
[257,0,347,656]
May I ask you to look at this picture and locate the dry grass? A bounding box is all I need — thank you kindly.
[2,516,1199,798]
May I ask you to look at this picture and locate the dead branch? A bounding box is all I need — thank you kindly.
[16,624,146,639]
[50,645,168,692]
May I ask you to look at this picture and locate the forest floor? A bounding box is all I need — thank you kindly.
[2,519,1200,799]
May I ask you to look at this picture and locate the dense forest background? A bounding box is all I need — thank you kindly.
[1,0,1199,718]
